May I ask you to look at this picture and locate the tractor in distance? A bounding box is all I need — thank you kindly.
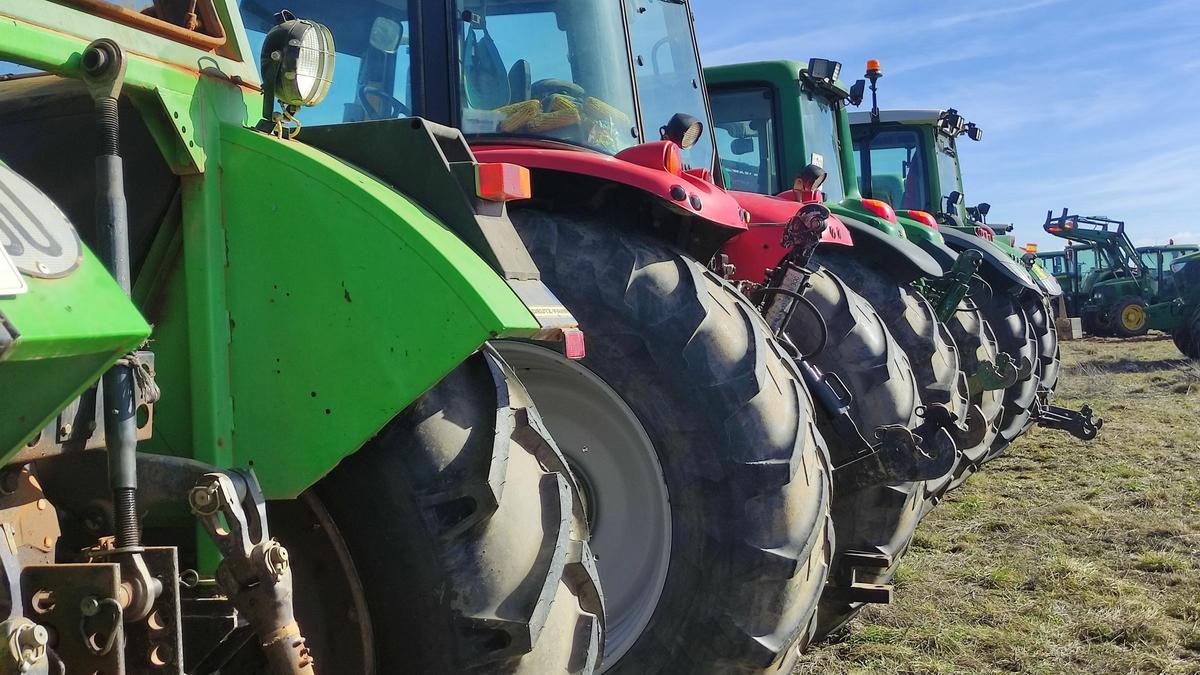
[849,85,1102,447]
[1,1,611,672]
[1037,242,1197,321]
[1043,210,1197,338]
[1164,249,1200,357]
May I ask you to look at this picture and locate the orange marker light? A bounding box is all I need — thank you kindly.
[664,143,684,176]
[861,198,897,223]
[477,163,531,202]
[906,209,939,230]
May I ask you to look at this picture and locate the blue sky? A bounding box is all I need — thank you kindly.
[692,0,1200,251]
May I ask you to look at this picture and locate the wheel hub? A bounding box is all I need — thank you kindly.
[1122,304,1146,330]
[492,341,671,670]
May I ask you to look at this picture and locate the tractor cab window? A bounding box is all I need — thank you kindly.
[710,87,780,194]
[625,0,714,172]
[798,91,845,203]
[455,0,638,155]
[933,134,962,213]
[239,0,415,125]
[855,128,927,210]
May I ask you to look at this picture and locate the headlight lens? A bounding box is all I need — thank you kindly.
[261,18,336,108]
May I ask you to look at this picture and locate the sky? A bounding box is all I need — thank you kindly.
[692,0,1200,251]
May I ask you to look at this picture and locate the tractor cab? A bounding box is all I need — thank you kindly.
[239,0,746,258]
[705,59,951,244]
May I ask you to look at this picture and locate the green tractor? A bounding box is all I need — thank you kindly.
[706,57,1013,638]
[234,1,847,672]
[849,94,1100,450]
[1042,210,1196,338]
[1,1,618,671]
[1037,243,1197,322]
[1167,250,1200,357]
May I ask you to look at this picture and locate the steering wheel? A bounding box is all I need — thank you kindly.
[531,78,587,101]
[359,85,410,119]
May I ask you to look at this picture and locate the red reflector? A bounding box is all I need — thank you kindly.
[907,209,939,230]
[563,328,586,360]
[477,163,531,202]
[861,198,898,223]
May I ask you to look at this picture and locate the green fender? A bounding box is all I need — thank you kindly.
[146,124,541,499]
[941,228,1040,294]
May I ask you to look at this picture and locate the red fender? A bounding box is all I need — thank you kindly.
[721,190,853,284]
[472,143,747,233]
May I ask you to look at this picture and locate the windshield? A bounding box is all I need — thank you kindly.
[798,91,845,203]
[456,0,638,154]
[934,134,963,213]
[710,87,780,194]
[625,0,714,171]
[240,0,415,125]
[853,127,927,210]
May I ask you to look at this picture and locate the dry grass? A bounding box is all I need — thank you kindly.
[797,334,1200,675]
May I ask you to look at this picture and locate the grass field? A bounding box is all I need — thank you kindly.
[798,334,1200,674]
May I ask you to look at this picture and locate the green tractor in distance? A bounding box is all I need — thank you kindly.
[1037,242,1197,322]
[1042,210,1196,338]
[1166,250,1200,357]
[849,97,1102,449]
[1,1,612,671]
[234,1,842,672]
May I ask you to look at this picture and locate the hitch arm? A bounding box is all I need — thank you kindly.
[1035,403,1103,441]
[190,473,316,674]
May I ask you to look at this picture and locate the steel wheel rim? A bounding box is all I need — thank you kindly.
[1122,304,1146,330]
[493,341,671,670]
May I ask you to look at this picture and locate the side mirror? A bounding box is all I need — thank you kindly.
[945,190,963,212]
[848,80,866,106]
[729,137,755,156]
[793,163,827,192]
[369,17,403,53]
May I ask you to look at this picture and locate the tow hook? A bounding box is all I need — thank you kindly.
[967,352,1019,394]
[190,473,316,675]
[830,404,959,494]
[1034,400,1103,441]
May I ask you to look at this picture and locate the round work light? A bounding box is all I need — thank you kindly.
[260,14,336,108]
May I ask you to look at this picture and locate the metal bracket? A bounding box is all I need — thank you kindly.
[21,563,124,673]
[832,405,959,494]
[1034,401,1103,441]
[827,551,893,604]
[967,351,1019,394]
[932,249,983,322]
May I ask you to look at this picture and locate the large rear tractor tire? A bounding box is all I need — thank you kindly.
[268,349,604,674]
[504,209,834,674]
[944,298,1005,489]
[778,264,924,641]
[977,292,1040,461]
[812,249,971,504]
[1173,308,1200,358]
[1025,294,1061,394]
